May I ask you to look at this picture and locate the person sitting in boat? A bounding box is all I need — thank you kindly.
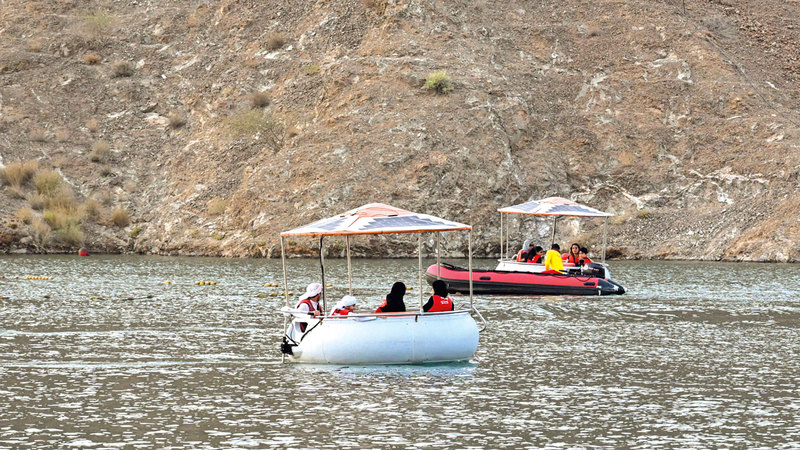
[331,295,357,316]
[544,243,565,273]
[527,245,545,263]
[562,243,581,265]
[515,240,532,262]
[375,282,407,313]
[423,280,454,312]
[294,283,323,333]
[579,247,593,265]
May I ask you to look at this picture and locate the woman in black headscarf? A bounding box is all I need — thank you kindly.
[374,282,407,313]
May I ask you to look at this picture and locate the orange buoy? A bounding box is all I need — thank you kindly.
[78,248,89,256]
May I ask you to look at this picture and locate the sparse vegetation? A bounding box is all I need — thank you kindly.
[111,207,130,227]
[82,10,115,37]
[33,170,62,196]
[224,110,285,152]
[16,208,35,224]
[167,111,186,129]
[1,160,38,188]
[83,53,101,65]
[27,193,47,211]
[637,209,651,219]
[265,32,285,51]
[29,128,47,142]
[89,140,111,162]
[29,218,52,249]
[424,70,454,94]
[207,198,228,216]
[55,128,71,142]
[304,64,320,75]
[250,91,270,108]
[111,60,134,78]
[129,225,142,238]
[28,39,44,52]
[52,223,85,247]
[82,198,103,222]
[86,118,99,132]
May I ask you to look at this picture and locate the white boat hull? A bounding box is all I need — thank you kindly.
[284,310,479,365]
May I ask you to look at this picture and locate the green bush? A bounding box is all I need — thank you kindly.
[424,70,454,94]
[53,223,85,247]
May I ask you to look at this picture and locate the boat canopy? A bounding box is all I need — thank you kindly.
[497,196,613,217]
[281,203,472,237]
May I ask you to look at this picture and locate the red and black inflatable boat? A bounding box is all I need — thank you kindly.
[425,262,626,296]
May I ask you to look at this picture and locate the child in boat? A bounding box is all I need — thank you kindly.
[331,295,357,316]
[375,282,407,313]
[527,246,544,263]
[424,280,454,312]
[579,247,593,265]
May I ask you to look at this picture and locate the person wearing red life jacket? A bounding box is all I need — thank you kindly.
[579,247,593,265]
[294,283,322,333]
[331,295,357,316]
[423,280,454,312]
[527,246,545,263]
[562,242,581,265]
[375,282,407,313]
[515,240,532,262]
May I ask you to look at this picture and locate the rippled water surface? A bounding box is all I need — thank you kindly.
[1,255,799,448]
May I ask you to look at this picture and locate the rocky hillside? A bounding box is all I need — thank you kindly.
[1,0,799,261]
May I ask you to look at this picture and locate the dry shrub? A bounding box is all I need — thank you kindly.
[16,207,35,224]
[82,198,103,222]
[83,53,101,65]
[53,223,85,247]
[89,140,111,162]
[265,32,285,51]
[111,60,134,78]
[424,70,454,94]
[28,39,44,52]
[98,190,113,206]
[250,91,270,108]
[86,118,99,132]
[82,10,115,37]
[110,207,130,227]
[29,218,52,248]
[33,170,62,196]
[7,186,26,199]
[29,128,48,142]
[187,14,200,28]
[224,110,285,152]
[55,128,71,142]
[45,189,79,215]
[207,198,228,215]
[304,64,320,75]
[1,160,38,187]
[27,192,47,210]
[167,111,186,129]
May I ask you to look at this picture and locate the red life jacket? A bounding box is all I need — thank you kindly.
[374,299,388,313]
[427,295,454,312]
[564,254,579,265]
[530,254,542,263]
[331,308,350,316]
[297,298,321,315]
[515,250,527,262]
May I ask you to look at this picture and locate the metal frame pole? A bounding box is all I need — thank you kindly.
[602,217,608,263]
[550,216,557,246]
[418,233,423,311]
[468,230,474,308]
[319,236,326,313]
[436,232,441,279]
[280,236,289,364]
[499,212,503,260]
[346,235,352,295]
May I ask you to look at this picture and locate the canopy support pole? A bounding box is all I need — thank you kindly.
[436,232,441,279]
[346,235,352,295]
[499,212,503,260]
[550,216,557,246]
[280,236,288,364]
[505,214,510,259]
[468,230,474,307]
[319,236,327,314]
[418,233,423,311]
[602,217,608,264]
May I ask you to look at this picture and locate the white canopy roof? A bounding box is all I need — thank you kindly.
[281,203,472,237]
[497,197,613,217]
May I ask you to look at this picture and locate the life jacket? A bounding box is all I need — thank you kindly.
[374,299,388,313]
[296,298,321,332]
[530,254,542,264]
[427,295,454,312]
[331,308,350,316]
[582,256,593,264]
[515,250,527,262]
[564,254,579,265]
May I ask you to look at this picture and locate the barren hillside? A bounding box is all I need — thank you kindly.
[1,0,799,261]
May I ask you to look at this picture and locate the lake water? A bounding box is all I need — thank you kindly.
[1,255,799,448]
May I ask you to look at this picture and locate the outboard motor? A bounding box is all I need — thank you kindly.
[581,262,606,278]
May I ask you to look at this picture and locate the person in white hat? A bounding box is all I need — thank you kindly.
[330,295,357,316]
[294,283,323,332]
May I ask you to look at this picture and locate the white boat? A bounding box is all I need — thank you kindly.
[278,203,486,365]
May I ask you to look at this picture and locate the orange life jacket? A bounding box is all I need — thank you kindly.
[515,250,527,262]
[427,295,454,312]
[297,298,321,314]
[564,254,579,265]
[331,308,350,316]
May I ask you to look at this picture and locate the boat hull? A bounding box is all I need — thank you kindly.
[426,263,625,296]
[285,310,479,364]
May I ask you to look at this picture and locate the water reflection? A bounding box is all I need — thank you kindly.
[0,255,798,447]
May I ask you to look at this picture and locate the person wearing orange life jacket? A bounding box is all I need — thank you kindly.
[294,283,323,333]
[331,295,357,316]
[423,280,455,312]
[579,247,593,265]
[515,240,532,262]
[375,282,407,313]
[527,246,545,263]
